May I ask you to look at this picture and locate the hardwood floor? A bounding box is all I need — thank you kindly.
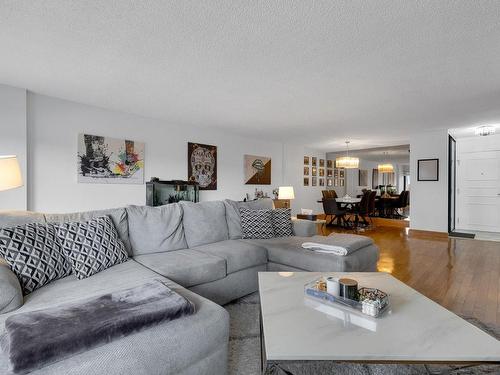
[324,222,500,327]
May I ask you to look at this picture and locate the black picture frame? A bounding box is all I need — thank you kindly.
[417,158,439,181]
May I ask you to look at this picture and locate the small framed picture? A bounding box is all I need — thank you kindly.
[304,156,309,165]
[304,177,309,186]
[327,160,333,169]
[327,169,333,177]
[312,157,317,166]
[319,159,325,168]
[312,177,317,186]
[312,167,317,176]
[417,158,439,181]
[319,168,324,177]
[334,178,339,186]
[327,178,333,187]
[334,169,339,178]
[304,166,309,175]
[340,179,345,186]
[319,178,325,187]
[339,169,345,178]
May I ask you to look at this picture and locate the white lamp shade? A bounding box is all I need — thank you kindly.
[378,163,394,173]
[0,156,23,192]
[336,156,359,169]
[278,186,295,200]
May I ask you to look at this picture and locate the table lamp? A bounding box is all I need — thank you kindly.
[0,155,23,192]
[278,186,295,208]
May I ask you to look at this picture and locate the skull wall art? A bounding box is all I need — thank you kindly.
[187,142,217,190]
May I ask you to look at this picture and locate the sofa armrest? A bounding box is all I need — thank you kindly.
[292,218,318,237]
[0,263,23,314]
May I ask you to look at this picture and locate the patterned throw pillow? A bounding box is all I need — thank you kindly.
[272,208,293,237]
[239,208,274,239]
[0,223,72,295]
[55,216,128,280]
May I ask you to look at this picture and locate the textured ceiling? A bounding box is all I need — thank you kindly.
[2,1,500,151]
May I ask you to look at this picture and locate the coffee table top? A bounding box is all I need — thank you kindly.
[258,272,500,363]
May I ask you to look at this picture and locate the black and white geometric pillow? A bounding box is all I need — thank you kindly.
[239,208,275,239]
[0,223,73,295]
[55,216,128,280]
[272,208,293,237]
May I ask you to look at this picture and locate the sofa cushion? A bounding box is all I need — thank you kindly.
[133,249,226,287]
[240,208,274,239]
[272,208,293,237]
[0,223,72,295]
[246,236,379,272]
[0,264,23,313]
[55,216,129,279]
[126,204,187,255]
[0,211,46,228]
[191,239,268,274]
[0,260,229,375]
[224,198,274,239]
[44,207,132,256]
[181,201,229,247]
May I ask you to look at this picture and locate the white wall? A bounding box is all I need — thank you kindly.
[27,93,298,212]
[283,145,325,214]
[410,129,449,232]
[0,84,27,210]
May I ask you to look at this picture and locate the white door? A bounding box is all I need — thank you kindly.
[456,150,500,232]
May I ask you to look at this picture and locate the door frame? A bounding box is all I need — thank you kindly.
[448,135,457,233]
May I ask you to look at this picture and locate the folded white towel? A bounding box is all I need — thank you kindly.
[301,242,348,256]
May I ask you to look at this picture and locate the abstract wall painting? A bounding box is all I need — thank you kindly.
[244,155,271,185]
[77,134,144,184]
[358,169,368,186]
[188,142,217,190]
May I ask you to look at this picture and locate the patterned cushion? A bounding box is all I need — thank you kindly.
[272,208,293,237]
[239,208,274,239]
[55,216,128,280]
[0,223,72,295]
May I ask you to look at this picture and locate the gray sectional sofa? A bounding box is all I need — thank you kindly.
[0,198,379,375]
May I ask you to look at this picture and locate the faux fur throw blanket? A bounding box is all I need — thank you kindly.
[1,280,195,374]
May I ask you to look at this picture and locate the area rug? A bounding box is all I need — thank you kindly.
[224,292,500,375]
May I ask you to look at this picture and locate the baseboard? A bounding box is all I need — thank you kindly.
[408,229,448,240]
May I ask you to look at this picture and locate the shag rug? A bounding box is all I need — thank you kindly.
[224,292,500,375]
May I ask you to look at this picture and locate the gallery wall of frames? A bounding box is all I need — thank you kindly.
[303,156,344,188]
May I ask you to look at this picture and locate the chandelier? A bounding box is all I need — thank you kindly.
[378,163,394,173]
[336,141,359,169]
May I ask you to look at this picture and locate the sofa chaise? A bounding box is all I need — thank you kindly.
[0,198,379,374]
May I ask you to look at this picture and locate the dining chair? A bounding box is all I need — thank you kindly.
[322,198,347,227]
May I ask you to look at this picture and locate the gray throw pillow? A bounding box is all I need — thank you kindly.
[272,208,293,237]
[0,223,72,295]
[239,208,274,239]
[55,216,128,280]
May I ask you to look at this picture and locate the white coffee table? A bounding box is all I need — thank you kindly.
[258,272,500,372]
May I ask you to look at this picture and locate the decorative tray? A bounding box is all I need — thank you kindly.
[304,279,390,318]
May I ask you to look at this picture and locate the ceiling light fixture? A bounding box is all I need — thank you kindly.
[475,125,496,136]
[336,141,359,169]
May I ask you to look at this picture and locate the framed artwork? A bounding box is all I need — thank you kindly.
[319,159,325,167]
[319,178,325,187]
[188,142,217,190]
[77,133,144,184]
[303,177,309,186]
[340,179,345,186]
[312,177,317,186]
[327,160,333,169]
[327,178,333,187]
[304,166,309,175]
[319,168,325,177]
[418,159,439,181]
[312,167,317,176]
[358,169,368,186]
[244,155,271,185]
[312,157,317,166]
[304,156,310,165]
[334,178,339,186]
[327,169,333,177]
[334,169,339,178]
[339,169,345,178]
[372,168,379,189]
